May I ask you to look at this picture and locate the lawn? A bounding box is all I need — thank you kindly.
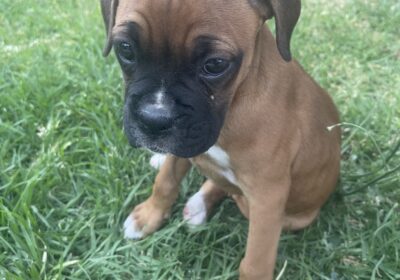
[0,0,399,279]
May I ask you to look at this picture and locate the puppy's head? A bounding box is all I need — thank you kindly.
[100,0,300,158]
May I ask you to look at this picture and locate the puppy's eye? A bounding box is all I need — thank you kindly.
[203,58,230,75]
[118,42,136,63]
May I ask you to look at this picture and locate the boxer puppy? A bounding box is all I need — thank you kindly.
[100,0,341,278]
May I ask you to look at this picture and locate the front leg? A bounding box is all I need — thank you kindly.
[124,155,191,239]
[239,182,289,280]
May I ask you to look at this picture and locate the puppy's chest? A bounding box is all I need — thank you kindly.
[192,146,242,194]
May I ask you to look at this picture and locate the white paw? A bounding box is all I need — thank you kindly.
[149,153,167,169]
[123,214,144,240]
[183,190,207,226]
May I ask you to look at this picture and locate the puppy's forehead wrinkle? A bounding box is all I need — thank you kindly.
[113,21,142,43]
[141,0,202,50]
[116,0,258,56]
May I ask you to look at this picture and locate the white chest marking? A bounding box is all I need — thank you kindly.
[206,145,231,168]
[220,169,237,185]
[206,145,238,185]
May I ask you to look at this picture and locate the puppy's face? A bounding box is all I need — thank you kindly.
[109,1,261,158]
[101,0,300,158]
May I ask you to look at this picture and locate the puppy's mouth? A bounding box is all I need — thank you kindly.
[123,113,219,158]
[122,81,225,158]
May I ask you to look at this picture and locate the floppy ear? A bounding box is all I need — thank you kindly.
[250,0,301,61]
[100,0,119,56]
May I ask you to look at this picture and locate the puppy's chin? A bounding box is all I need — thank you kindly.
[160,138,216,158]
[124,123,220,158]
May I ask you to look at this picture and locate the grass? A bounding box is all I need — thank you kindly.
[0,0,399,279]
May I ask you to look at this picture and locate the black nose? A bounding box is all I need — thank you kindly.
[138,103,174,133]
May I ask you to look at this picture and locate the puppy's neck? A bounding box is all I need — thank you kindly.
[253,26,290,85]
[218,25,295,148]
[230,26,293,107]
